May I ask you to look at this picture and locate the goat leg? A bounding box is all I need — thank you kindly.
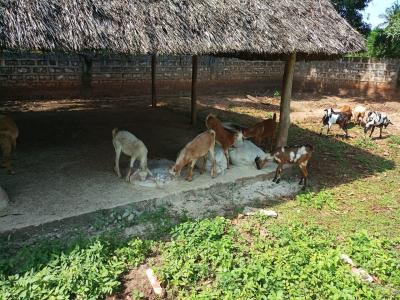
[200,156,207,174]
[224,149,230,169]
[369,126,375,138]
[186,159,197,182]
[114,148,122,178]
[379,127,383,139]
[273,164,283,183]
[126,156,137,182]
[299,163,308,190]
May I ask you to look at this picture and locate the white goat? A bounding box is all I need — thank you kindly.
[112,128,153,182]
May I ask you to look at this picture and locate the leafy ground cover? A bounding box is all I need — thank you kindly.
[1,96,399,299]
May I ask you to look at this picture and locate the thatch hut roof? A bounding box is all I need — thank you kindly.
[0,0,365,59]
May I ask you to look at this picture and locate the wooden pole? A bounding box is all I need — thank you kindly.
[151,54,157,108]
[276,52,296,147]
[191,55,198,125]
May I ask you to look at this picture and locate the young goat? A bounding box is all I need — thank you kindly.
[353,105,367,126]
[255,145,313,189]
[242,113,277,152]
[364,111,393,138]
[0,115,19,174]
[320,108,350,138]
[340,105,353,120]
[112,128,152,182]
[205,114,242,168]
[169,129,216,181]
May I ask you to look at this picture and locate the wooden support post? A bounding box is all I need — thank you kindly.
[151,54,157,108]
[81,54,93,96]
[276,53,296,147]
[191,55,198,125]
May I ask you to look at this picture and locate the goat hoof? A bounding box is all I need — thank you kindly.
[275,179,280,184]
[301,185,306,191]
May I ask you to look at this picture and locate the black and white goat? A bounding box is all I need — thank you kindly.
[364,111,393,138]
[320,108,350,138]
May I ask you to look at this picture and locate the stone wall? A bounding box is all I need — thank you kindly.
[0,51,399,100]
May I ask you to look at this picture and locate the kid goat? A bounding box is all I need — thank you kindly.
[112,128,153,182]
[255,145,313,190]
[0,115,19,174]
[320,108,350,138]
[205,114,243,168]
[169,129,216,181]
[364,111,393,138]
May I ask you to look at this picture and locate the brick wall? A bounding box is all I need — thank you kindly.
[0,51,399,100]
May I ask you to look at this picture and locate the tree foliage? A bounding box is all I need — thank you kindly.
[331,0,372,35]
[368,2,400,57]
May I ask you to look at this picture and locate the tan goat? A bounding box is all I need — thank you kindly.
[169,129,216,181]
[112,128,152,182]
[353,105,367,125]
[0,115,19,174]
[205,114,242,168]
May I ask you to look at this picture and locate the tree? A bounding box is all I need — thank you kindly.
[368,1,400,57]
[331,0,372,35]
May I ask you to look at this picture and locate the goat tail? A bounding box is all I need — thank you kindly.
[112,127,119,138]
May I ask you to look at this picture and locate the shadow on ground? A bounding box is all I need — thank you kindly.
[0,97,396,272]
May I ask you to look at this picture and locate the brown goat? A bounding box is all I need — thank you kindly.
[205,114,242,168]
[169,129,216,181]
[255,144,313,189]
[340,105,353,120]
[243,113,277,152]
[0,115,19,174]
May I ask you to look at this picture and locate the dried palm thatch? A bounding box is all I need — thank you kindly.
[0,0,365,59]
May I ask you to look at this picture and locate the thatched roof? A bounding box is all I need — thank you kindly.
[0,0,365,59]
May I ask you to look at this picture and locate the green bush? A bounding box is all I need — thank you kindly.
[0,239,151,300]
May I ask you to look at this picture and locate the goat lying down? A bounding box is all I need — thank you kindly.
[169,129,216,181]
[255,145,313,190]
[320,108,349,138]
[112,128,153,182]
[364,111,393,138]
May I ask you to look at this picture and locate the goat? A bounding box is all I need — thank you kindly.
[340,105,353,120]
[169,129,216,181]
[0,115,19,174]
[364,111,393,138]
[242,113,277,152]
[112,128,152,182]
[205,114,243,168]
[255,145,313,190]
[320,108,349,138]
[353,105,367,126]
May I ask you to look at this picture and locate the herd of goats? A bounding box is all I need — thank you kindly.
[0,104,393,190]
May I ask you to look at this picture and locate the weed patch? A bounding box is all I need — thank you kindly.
[296,190,336,209]
[158,218,399,299]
